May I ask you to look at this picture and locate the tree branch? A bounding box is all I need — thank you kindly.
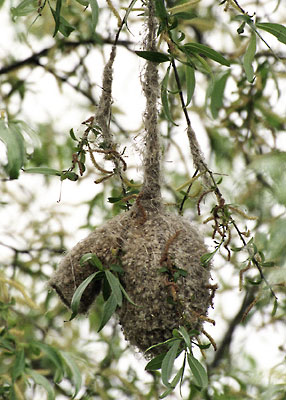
[208,286,257,371]
[0,37,133,76]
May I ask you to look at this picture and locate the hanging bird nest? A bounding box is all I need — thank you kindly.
[49,1,214,358]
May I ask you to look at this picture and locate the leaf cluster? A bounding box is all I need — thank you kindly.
[69,253,136,332]
[145,326,209,398]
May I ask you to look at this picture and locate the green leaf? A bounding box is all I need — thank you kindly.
[261,261,275,267]
[187,354,208,389]
[118,282,137,306]
[234,14,254,25]
[155,0,168,20]
[0,120,26,179]
[161,65,177,125]
[161,339,181,388]
[53,0,62,37]
[24,167,61,176]
[50,7,75,37]
[58,16,75,37]
[172,11,197,20]
[272,298,278,317]
[178,326,191,349]
[70,271,102,320]
[145,352,167,371]
[185,65,196,106]
[14,120,41,148]
[210,71,230,118]
[256,22,286,44]
[12,349,25,382]
[135,51,170,63]
[97,293,118,332]
[105,270,122,307]
[80,253,104,270]
[32,342,63,371]
[75,0,89,6]
[200,251,215,267]
[109,264,124,274]
[90,0,99,31]
[69,129,77,141]
[26,369,55,400]
[183,43,230,67]
[61,171,78,181]
[60,351,82,398]
[10,0,37,18]
[237,21,246,34]
[158,266,169,273]
[159,367,184,398]
[108,196,123,203]
[0,337,15,352]
[243,34,256,83]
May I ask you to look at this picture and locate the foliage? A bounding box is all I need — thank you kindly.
[1,0,286,399]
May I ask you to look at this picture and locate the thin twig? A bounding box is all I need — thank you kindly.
[179,168,199,215]
[208,287,257,371]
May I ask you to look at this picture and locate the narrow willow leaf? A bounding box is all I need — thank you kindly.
[178,326,191,349]
[159,366,184,398]
[120,0,137,33]
[80,253,104,270]
[185,65,195,106]
[109,264,124,274]
[172,11,197,20]
[193,53,212,74]
[272,298,278,317]
[105,270,122,307]
[256,22,286,44]
[10,0,37,18]
[60,351,82,398]
[135,50,170,63]
[234,14,254,25]
[69,128,77,141]
[118,282,137,306]
[243,34,256,83]
[32,342,63,371]
[145,352,167,371]
[90,0,99,32]
[12,349,25,382]
[97,293,118,332]
[183,43,230,66]
[187,354,208,389]
[50,7,75,37]
[108,196,122,203]
[75,0,89,5]
[53,0,62,37]
[57,16,75,37]
[14,120,41,148]
[24,167,61,176]
[69,272,101,320]
[61,171,78,181]
[161,339,181,388]
[9,385,16,400]
[210,71,230,118]
[161,65,177,125]
[26,369,55,400]
[0,120,26,179]
[200,252,215,267]
[261,261,275,267]
[155,0,168,20]
[146,337,177,354]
